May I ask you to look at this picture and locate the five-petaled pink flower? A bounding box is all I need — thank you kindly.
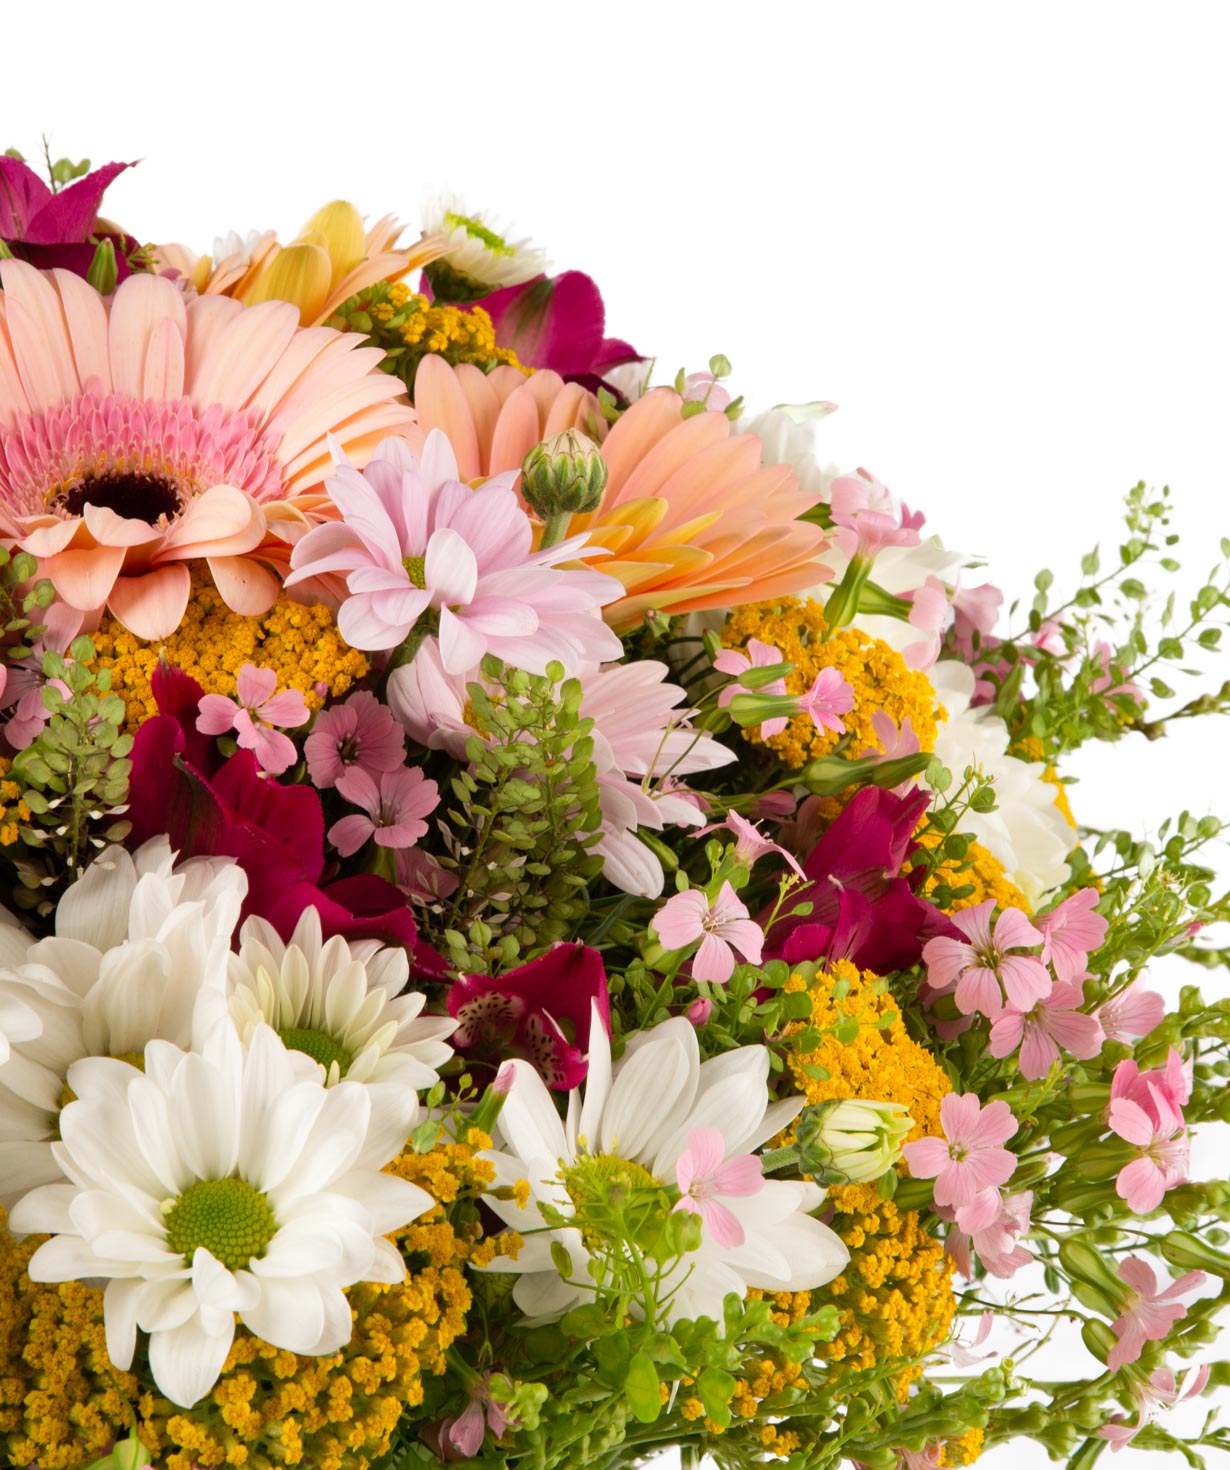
[1107,1051,1191,1213]
[1097,1363,1210,1451]
[987,979,1105,1080]
[922,899,1050,1019]
[1107,1256,1207,1372]
[196,663,310,776]
[304,690,405,789]
[796,667,856,735]
[829,469,922,562]
[714,638,789,737]
[712,810,805,879]
[1097,979,1166,1044]
[1037,888,1108,983]
[328,766,440,857]
[653,881,764,984]
[673,1125,764,1247]
[942,1190,1034,1281]
[902,1093,1018,1232]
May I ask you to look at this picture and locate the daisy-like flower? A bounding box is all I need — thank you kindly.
[0,838,246,1208]
[0,261,414,639]
[286,433,623,674]
[478,1009,848,1324]
[987,979,1105,1080]
[922,899,1051,1019]
[1036,887,1108,983]
[653,883,764,985]
[902,1093,1018,1232]
[328,766,439,858]
[303,689,405,789]
[1107,1257,1207,1371]
[221,908,455,1094]
[422,195,548,298]
[8,1023,432,1408]
[196,663,310,775]
[714,638,790,737]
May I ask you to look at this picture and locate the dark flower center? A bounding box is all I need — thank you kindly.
[59,473,182,524]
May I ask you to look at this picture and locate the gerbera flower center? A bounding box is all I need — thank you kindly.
[278,1025,353,1076]
[57,471,182,524]
[163,1178,278,1270]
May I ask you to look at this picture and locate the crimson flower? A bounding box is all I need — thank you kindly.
[0,155,139,278]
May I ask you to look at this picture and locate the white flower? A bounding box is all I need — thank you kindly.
[927,660,1074,904]
[0,838,247,1208]
[478,1010,848,1325]
[9,1023,431,1409]
[423,194,547,293]
[222,908,456,1096]
[210,228,265,270]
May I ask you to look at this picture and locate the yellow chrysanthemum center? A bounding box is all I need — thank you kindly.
[721,598,943,769]
[163,1179,278,1271]
[781,960,951,1144]
[279,1026,352,1076]
[0,758,31,847]
[814,1182,956,1400]
[917,834,1033,914]
[85,576,369,734]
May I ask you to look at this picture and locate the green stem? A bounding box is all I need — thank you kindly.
[539,511,573,549]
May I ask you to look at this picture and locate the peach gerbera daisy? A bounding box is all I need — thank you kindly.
[405,355,831,629]
[155,201,448,327]
[0,260,413,638]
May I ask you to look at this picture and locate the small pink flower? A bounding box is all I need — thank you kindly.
[1108,1052,1191,1213]
[922,899,1050,1019]
[328,766,439,857]
[902,1093,1017,1231]
[944,1191,1034,1280]
[860,711,923,796]
[196,663,310,776]
[1107,1256,1207,1372]
[304,690,405,789]
[1097,980,1166,1043]
[673,1125,764,1247]
[681,372,732,412]
[1037,888,1108,984]
[1097,1363,1210,1452]
[717,810,805,879]
[685,996,713,1026]
[444,1372,514,1457]
[829,469,921,561]
[988,980,1105,1080]
[714,638,789,737]
[653,881,764,984]
[952,582,1003,640]
[796,667,855,735]
[904,575,953,670]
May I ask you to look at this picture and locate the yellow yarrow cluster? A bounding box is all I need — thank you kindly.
[346,281,526,373]
[918,834,1032,915]
[0,1141,501,1470]
[939,1427,986,1465]
[812,1183,956,1400]
[781,960,951,1145]
[0,758,31,846]
[720,598,942,769]
[85,580,370,735]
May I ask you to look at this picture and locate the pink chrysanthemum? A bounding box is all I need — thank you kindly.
[286,431,623,674]
[0,261,412,638]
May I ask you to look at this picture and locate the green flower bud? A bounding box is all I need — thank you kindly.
[86,237,118,295]
[1161,1229,1230,1274]
[522,430,609,522]
[795,1098,915,1184]
[1060,1239,1128,1302]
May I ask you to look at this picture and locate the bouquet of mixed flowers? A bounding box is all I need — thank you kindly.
[0,147,1228,1470]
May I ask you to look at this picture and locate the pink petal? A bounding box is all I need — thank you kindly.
[329,813,376,858]
[902,1136,951,1180]
[679,1127,726,1186]
[424,526,479,607]
[1116,1157,1167,1214]
[713,1153,764,1197]
[249,724,298,776]
[235,664,278,709]
[699,1197,745,1249]
[259,689,311,729]
[693,931,735,985]
[196,694,240,736]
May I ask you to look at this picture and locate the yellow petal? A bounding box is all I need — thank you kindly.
[297,200,367,283]
[242,243,332,326]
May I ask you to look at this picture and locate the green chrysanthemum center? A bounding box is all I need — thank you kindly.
[164,1178,278,1269]
[279,1025,353,1076]
[562,1153,658,1211]
[442,211,513,256]
[402,554,427,589]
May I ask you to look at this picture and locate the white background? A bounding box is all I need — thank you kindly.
[4,3,1229,1465]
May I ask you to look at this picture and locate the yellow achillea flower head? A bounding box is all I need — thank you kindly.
[918,834,1033,915]
[0,758,31,847]
[86,578,370,735]
[720,598,942,769]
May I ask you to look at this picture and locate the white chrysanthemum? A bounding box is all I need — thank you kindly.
[479,1011,848,1325]
[0,838,247,1207]
[9,1023,431,1409]
[222,909,456,1094]
[927,660,1074,904]
[423,194,547,293]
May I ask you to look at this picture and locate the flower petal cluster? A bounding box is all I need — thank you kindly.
[654,882,764,984]
[1108,1256,1207,1371]
[197,662,310,775]
[922,899,1050,1019]
[1107,1050,1192,1213]
[902,1093,1018,1232]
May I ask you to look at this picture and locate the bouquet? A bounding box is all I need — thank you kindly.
[0,147,1227,1470]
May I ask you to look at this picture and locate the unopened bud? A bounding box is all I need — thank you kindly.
[86,237,117,295]
[795,1098,914,1184]
[521,431,608,521]
[0,239,13,260]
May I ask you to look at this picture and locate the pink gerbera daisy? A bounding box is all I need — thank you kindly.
[0,261,411,638]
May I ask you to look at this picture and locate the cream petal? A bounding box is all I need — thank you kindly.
[168,1052,239,1181]
[108,273,187,399]
[241,1274,325,1354]
[601,1035,693,1162]
[54,846,137,948]
[0,262,78,411]
[103,1278,142,1370]
[499,1061,569,1169]
[105,564,192,639]
[147,1313,235,1408]
[52,267,113,395]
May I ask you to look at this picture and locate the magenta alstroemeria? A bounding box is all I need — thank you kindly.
[922,899,1050,1019]
[447,944,611,1089]
[0,155,138,279]
[1037,887,1108,984]
[987,979,1105,1080]
[902,1093,1018,1232]
[1107,1256,1207,1372]
[196,663,310,776]
[329,766,439,857]
[673,1126,765,1248]
[304,690,405,789]
[654,882,764,985]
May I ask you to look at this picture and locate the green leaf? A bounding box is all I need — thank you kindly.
[624,1351,662,1423]
[1080,547,1100,576]
[696,1367,736,1427]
